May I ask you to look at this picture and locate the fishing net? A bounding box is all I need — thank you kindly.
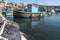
[0,14,21,40]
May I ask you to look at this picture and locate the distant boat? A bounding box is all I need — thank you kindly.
[55,8,60,12]
[51,9,55,13]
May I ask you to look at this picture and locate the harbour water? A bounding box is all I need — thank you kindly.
[7,12,60,40]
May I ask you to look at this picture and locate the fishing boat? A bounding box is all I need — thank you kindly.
[55,8,60,12]
[0,14,27,40]
[13,4,43,18]
[14,11,43,18]
[51,9,55,13]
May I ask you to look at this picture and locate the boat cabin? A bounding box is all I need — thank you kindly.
[27,4,38,13]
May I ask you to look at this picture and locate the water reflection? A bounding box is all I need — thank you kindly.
[14,17,45,24]
[14,17,45,40]
[14,12,60,40]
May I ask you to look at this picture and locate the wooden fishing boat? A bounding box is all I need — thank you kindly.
[13,11,43,18]
[13,9,22,14]
[13,4,44,18]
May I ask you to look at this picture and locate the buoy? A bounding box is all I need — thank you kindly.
[40,14,43,16]
[30,14,35,17]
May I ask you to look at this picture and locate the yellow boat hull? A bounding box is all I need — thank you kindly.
[13,11,43,17]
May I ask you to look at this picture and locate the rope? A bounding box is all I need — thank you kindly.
[0,14,7,36]
[0,14,8,40]
[0,20,6,36]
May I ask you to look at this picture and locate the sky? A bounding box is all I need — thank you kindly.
[5,0,60,6]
